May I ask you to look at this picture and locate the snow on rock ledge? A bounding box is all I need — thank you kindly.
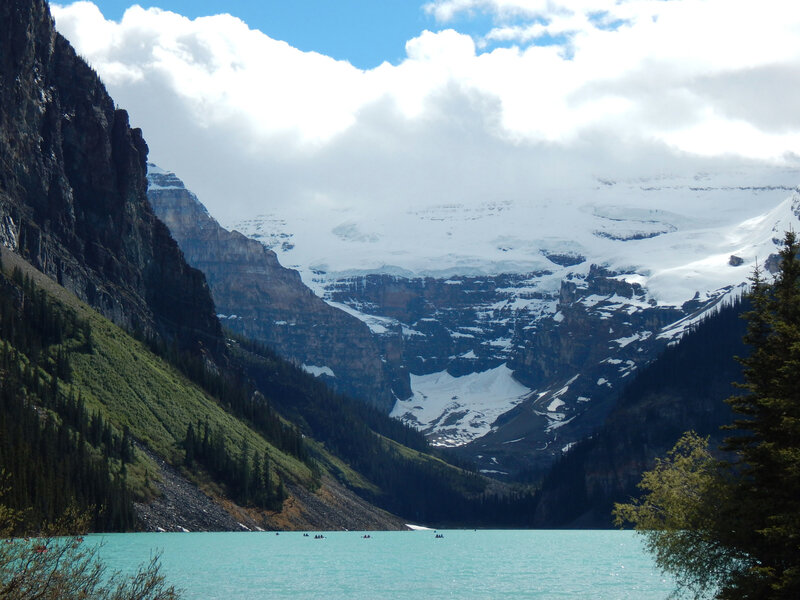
[391,364,531,447]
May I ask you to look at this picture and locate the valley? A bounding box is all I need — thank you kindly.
[2,0,799,542]
[3,0,798,596]
[168,166,800,479]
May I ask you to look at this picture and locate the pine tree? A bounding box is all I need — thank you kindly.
[183,424,196,467]
[615,232,800,599]
[718,231,800,598]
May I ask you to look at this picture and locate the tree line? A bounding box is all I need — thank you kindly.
[183,421,287,511]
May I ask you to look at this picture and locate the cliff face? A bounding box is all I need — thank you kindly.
[0,0,221,354]
[146,167,395,411]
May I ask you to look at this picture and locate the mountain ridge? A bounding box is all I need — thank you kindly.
[145,164,401,410]
[0,0,221,357]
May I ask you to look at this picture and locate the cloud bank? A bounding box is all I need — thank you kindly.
[51,1,800,225]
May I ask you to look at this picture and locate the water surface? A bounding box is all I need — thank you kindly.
[92,530,673,599]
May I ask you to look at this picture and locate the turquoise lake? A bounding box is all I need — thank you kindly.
[90,530,674,599]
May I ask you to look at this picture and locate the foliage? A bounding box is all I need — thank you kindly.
[613,433,745,599]
[183,422,287,510]
[0,269,135,532]
[142,333,310,466]
[0,500,179,600]
[716,232,800,599]
[54,279,315,508]
[615,232,800,599]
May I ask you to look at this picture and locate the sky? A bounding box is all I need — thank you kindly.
[79,1,453,69]
[50,1,800,232]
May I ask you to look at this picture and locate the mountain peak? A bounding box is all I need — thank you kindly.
[146,167,400,410]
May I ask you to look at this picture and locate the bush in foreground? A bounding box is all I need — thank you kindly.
[0,501,180,600]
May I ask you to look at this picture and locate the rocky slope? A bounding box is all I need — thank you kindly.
[146,166,397,411]
[135,444,406,532]
[0,0,221,356]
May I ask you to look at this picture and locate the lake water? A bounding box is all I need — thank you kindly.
[91,530,673,599]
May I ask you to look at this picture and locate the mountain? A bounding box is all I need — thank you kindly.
[145,165,399,411]
[0,244,407,532]
[530,298,747,527]
[0,0,536,533]
[232,169,800,479]
[0,0,221,357]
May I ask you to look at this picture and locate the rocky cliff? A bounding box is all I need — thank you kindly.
[0,0,221,355]
[146,166,396,411]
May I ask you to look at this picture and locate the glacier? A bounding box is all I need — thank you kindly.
[227,165,800,475]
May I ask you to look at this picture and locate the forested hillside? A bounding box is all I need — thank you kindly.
[0,248,316,532]
[531,298,746,527]
[0,241,542,532]
[0,260,134,531]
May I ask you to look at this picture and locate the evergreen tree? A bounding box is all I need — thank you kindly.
[719,232,800,598]
[615,232,800,599]
[183,424,196,467]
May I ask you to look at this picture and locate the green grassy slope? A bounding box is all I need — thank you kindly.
[1,247,536,530]
[0,248,315,514]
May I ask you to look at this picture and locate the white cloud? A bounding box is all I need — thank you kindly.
[50,1,800,228]
[423,0,606,23]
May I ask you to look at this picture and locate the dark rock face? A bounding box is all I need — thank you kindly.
[325,263,729,479]
[326,272,547,378]
[146,168,395,411]
[0,0,221,354]
[462,267,689,477]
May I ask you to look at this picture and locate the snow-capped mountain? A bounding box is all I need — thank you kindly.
[232,167,798,302]
[229,166,800,477]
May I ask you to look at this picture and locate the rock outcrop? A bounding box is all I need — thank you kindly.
[146,166,396,411]
[0,0,222,355]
